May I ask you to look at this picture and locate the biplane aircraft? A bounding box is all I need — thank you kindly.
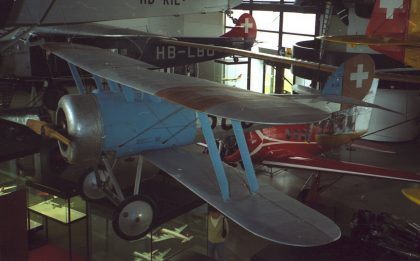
[2,0,416,247]
[24,42,399,246]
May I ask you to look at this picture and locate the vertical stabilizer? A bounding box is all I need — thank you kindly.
[322,55,374,107]
[222,13,257,41]
[366,0,410,63]
[322,55,378,134]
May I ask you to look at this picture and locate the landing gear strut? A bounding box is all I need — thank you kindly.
[298,172,321,204]
[79,169,106,201]
[79,155,156,240]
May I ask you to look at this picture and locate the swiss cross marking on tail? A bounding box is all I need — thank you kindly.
[350,64,369,88]
[380,0,403,19]
[241,18,254,34]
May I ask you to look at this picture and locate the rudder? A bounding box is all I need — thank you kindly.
[222,13,257,41]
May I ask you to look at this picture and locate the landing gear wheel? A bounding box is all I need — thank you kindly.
[79,169,106,201]
[112,195,156,241]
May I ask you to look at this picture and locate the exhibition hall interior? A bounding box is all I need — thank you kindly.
[1,0,420,260]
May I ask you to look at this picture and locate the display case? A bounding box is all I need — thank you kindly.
[0,177,19,197]
[0,178,28,261]
[89,203,208,261]
[27,180,88,261]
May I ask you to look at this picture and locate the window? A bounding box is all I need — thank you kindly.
[224,2,318,94]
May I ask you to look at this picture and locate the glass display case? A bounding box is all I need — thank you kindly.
[0,181,28,261]
[28,190,86,224]
[0,177,19,197]
[89,203,208,261]
[26,180,88,260]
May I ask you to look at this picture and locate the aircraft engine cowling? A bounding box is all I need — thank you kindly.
[57,94,103,164]
[56,92,197,165]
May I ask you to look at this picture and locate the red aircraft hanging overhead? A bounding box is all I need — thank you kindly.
[322,0,420,68]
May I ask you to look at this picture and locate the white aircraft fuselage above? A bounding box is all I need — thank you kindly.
[6,0,242,25]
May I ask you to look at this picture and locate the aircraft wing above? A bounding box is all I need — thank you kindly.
[321,35,420,47]
[42,42,330,124]
[32,23,163,38]
[142,146,341,247]
[262,156,420,183]
[160,38,420,84]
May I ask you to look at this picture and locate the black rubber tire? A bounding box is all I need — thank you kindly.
[78,168,106,202]
[112,195,156,241]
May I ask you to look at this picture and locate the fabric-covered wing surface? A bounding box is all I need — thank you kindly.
[142,146,341,247]
[42,42,330,124]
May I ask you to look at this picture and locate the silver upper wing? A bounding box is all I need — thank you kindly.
[42,42,330,125]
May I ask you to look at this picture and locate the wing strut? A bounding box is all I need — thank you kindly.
[68,63,86,94]
[231,120,259,193]
[197,112,230,201]
[93,75,104,92]
[107,79,120,93]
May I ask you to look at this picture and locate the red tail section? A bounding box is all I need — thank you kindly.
[222,13,257,40]
[366,0,410,63]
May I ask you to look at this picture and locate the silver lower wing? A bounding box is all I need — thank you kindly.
[142,146,341,247]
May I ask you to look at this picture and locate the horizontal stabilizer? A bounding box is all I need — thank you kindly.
[182,236,194,243]
[263,157,420,183]
[143,146,341,247]
[43,42,330,125]
[290,86,399,114]
[292,85,321,95]
[350,139,396,154]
